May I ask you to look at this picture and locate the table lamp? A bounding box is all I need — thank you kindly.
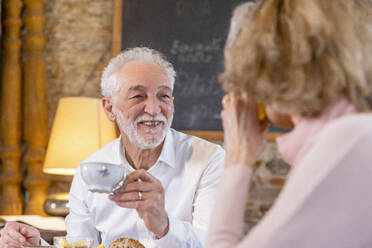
[43,97,117,216]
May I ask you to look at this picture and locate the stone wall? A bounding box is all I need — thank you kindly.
[44,0,113,125]
[245,141,290,232]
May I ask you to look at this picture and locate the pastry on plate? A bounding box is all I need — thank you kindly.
[109,237,145,248]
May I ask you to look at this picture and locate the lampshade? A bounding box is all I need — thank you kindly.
[43,97,117,175]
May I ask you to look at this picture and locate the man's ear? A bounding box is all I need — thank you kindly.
[102,97,116,122]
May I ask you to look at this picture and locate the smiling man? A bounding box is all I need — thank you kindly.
[0,47,225,248]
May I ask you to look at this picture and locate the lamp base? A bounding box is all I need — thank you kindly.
[44,193,69,217]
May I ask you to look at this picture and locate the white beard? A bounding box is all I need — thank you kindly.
[113,108,173,149]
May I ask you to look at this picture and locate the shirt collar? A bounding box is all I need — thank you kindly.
[118,129,176,171]
[276,97,358,165]
[157,129,176,168]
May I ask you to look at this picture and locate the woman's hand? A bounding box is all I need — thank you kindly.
[0,221,41,248]
[221,92,268,167]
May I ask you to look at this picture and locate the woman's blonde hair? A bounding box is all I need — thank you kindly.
[221,0,372,116]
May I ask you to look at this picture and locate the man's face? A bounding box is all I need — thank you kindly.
[111,60,174,149]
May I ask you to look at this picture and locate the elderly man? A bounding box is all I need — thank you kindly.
[0,47,224,248]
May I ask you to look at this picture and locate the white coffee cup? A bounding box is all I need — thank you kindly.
[80,162,126,193]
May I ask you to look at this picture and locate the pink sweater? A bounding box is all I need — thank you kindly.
[206,99,372,248]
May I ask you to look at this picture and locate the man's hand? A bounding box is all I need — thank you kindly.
[109,169,169,238]
[0,221,40,248]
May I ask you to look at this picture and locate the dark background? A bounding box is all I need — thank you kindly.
[122,0,249,130]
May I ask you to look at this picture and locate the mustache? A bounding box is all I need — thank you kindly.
[134,114,167,124]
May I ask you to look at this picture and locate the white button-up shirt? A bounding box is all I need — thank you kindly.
[65,128,225,247]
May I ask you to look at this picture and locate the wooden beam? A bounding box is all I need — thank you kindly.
[23,0,50,215]
[112,0,122,57]
[181,131,223,141]
[0,0,24,215]
[180,131,284,142]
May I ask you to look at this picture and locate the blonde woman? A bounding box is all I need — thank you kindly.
[206,0,372,247]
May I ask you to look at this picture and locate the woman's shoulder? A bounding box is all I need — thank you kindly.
[296,113,372,164]
[307,113,372,158]
[322,113,372,137]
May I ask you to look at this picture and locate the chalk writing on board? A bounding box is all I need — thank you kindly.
[178,104,221,129]
[176,0,211,16]
[175,71,222,97]
[170,38,224,64]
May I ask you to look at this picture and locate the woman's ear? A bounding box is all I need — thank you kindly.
[102,97,116,122]
[266,106,294,129]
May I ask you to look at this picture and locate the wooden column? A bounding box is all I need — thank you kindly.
[23,0,50,215]
[0,0,24,215]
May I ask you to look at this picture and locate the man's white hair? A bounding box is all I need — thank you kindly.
[101,47,176,98]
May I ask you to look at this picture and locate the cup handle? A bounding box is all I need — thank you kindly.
[111,177,125,192]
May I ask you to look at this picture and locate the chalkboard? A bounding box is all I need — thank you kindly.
[122,0,249,131]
